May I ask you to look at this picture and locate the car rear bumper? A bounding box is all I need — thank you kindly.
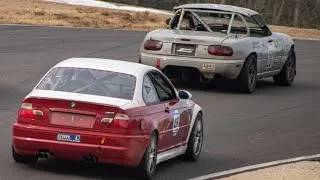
[140,52,244,79]
[12,122,149,167]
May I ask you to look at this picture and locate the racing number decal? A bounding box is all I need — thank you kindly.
[265,41,276,71]
[265,39,282,71]
[172,110,180,136]
[274,39,282,64]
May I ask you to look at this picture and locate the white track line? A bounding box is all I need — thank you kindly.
[188,154,320,180]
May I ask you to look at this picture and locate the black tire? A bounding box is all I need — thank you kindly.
[235,54,257,93]
[12,145,37,165]
[179,113,203,161]
[137,132,158,180]
[138,56,142,64]
[273,48,296,86]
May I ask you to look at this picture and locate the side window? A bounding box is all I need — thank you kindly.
[250,15,272,37]
[149,71,177,102]
[230,14,248,35]
[243,16,268,37]
[142,75,160,105]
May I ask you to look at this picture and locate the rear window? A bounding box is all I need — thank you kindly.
[36,67,136,100]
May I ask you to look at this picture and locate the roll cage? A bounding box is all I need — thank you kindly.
[168,8,272,37]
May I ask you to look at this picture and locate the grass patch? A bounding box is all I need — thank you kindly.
[0,0,319,39]
[0,0,169,31]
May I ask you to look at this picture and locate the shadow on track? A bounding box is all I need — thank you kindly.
[18,152,244,180]
[172,79,293,94]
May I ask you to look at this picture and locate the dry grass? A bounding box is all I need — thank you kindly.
[270,25,320,39]
[0,0,169,31]
[0,0,319,39]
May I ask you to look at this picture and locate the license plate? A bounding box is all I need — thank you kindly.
[50,112,95,128]
[174,44,196,56]
[57,133,81,143]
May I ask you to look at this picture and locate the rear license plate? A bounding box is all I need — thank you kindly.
[57,133,81,143]
[174,44,196,56]
[50,112,95,128]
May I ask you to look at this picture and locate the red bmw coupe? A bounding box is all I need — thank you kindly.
[12,57,203,179]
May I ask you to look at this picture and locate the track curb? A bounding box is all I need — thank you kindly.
[188,154,320,180]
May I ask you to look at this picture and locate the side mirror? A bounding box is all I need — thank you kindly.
[165,18,171,25]
[178,90,192,99]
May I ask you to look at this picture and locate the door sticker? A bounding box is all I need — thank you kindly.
[274,39,282,64]
[172,110,180,136]
[265,41,276,71]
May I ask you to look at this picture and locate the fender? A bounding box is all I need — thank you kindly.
[185,103,202,143]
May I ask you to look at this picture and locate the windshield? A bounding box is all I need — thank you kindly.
[36,67,136,100]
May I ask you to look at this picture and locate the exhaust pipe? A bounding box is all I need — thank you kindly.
[38,152,45,158]
[83,155,91,163]
[91,156,97,163]
[44,152,51,159]
[38,152,51,159]
[83,155,98,163]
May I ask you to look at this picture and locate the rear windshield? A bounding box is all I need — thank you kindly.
[36,67,136,100]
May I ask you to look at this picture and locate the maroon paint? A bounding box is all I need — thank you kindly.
[12,96,193,167]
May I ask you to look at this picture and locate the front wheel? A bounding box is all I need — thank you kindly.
[180,113,203,161]
[273,48,296,86]
[137,132,158,180]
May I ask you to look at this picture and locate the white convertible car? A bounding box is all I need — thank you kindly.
[139,3,297,93]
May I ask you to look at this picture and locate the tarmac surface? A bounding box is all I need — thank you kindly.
[0,25,319,180]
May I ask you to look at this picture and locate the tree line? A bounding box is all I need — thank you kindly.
[102,0,320,29]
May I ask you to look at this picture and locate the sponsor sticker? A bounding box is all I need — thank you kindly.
[172,110,180,136]
[57,133,80,143]
[202,63,215,70]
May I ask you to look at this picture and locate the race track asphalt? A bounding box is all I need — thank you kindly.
[0,25,319,180]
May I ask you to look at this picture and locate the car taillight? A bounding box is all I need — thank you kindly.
[144,39,163,51]
[109,113,132,129]
[208,45,233,56]
[17,103,43,122]
[18,103,35,119]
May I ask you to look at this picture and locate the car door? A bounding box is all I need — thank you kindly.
[251,14,283,73]
[148,70,190,150]
[269,36,284,71]
[140,73,169,153]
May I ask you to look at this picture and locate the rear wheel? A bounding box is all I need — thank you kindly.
[12,145,37,165]
[137,132,158,180]
[235,54,257,93]
[180,113,203,161]
[273,48,296,86]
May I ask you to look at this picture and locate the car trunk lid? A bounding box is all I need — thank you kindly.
[17,90,132,132]
[150,29,229,45]
[144,29,231,58]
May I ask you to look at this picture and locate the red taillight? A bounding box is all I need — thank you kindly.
[18,103,35,119]
[109,113,132,129]
[208,45,233,56]
[17,103,43,121]
[144,39,163,51]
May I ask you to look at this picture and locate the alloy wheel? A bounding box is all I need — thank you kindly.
[193,118,203,156]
